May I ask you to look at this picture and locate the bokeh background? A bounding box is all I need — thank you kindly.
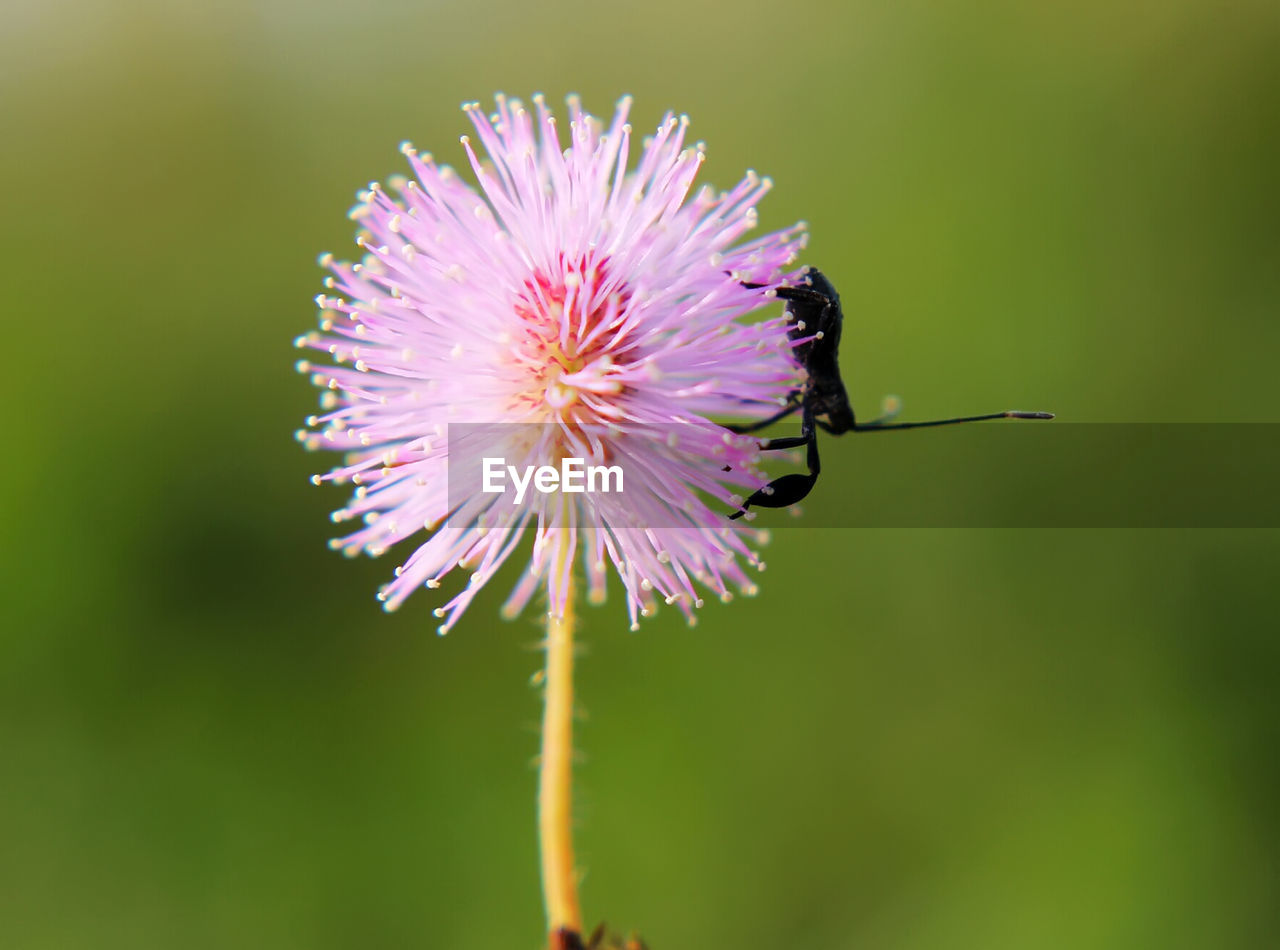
[3,1,1278,947]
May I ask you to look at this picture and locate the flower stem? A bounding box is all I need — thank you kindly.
[539,582,582,940]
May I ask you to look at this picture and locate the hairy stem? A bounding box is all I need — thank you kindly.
[539,583,581,940]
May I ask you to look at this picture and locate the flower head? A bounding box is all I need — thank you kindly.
[297,94,808,632]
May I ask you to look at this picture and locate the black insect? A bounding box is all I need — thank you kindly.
[552,923,647,950]
[728,267,1053,520]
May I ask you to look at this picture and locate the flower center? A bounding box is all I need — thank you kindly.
[511,255,632,422]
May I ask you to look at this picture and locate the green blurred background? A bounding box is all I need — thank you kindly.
[3,1,1278,947]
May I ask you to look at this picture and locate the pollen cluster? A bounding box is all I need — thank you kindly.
[509,255,632,423]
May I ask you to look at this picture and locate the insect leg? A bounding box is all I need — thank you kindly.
[772,285,835,308]
[756,434,808,450]
[739,279,834,309]
[730,408,821,519]
[723,395,803,434]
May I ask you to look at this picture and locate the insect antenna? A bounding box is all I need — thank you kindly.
[853,410,1054,432]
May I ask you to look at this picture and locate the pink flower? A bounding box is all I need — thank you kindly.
[296,94,808,633]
